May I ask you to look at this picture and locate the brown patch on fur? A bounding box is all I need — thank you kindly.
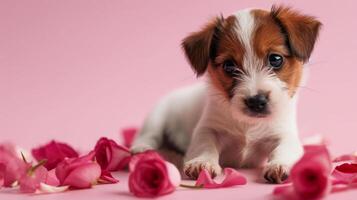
[207,16,245,99]
[181,17,224,76]
[252,8,319,96]
[270,5,322,62]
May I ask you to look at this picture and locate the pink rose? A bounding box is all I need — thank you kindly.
[55,151,101,189]
[273,145,332,199]
[0,143,27,187]
[128,151,181,198]
[94,137,131,171]
[32,140,79,170]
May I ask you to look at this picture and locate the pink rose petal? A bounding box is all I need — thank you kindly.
[333,153,357,162]
[56,151,101,189]
[196,168,247,189]
[62,162,101,188]
[98,170,119,184]
[32,140,78,170]
[332,163,357,185]
[121,127,138,148]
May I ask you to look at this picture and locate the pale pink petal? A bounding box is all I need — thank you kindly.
[39,183,69,193]
[196,168,246,189]
[62,162,101,188]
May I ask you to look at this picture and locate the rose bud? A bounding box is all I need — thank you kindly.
[128,151,181,198]
[32,140,79,170]
[0,143,27,187]
[94,137,131,171]
[55,151,101,189]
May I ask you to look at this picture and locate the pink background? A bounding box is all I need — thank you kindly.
[1,0,357,199]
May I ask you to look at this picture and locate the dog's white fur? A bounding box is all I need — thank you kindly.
[132,9,304,180]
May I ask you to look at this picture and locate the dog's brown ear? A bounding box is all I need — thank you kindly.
[271,5,322,62]
[182,17,223,76]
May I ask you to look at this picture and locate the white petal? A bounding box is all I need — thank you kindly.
[39,183,69,193]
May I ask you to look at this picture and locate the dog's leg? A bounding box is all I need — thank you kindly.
[183,127,222,179]
[263,133,303,184]
[131,105,167,154]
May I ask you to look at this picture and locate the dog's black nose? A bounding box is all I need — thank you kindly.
[244,94,268,114]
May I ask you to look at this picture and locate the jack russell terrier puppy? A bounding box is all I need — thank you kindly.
[131,5,321,184]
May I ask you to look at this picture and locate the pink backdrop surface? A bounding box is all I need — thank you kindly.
[1,0,357,199]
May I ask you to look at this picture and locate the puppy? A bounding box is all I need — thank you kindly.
[131,5,321,183]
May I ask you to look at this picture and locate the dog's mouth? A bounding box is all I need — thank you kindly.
[242,107,271,118]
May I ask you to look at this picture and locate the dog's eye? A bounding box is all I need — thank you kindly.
[268,54,284,69]
[223,60,237,75]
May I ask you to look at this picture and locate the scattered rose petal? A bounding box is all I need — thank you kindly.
[39,183,69,193]
[56,151,101,189]
[333,153,357,162]
[121,127,138,148]
[128,150,181,197]
[98,170,119,184]
[32,140,79,170]
[273,145,332,200]
[195,168,247,189]
[332,163,357,185]
[94,137,131,171]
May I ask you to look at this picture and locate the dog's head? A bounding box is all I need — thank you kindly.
[182,5,321,122]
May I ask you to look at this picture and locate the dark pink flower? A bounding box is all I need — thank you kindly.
[94,137,131,171]
[196,168,246,189]
[55,151,101,189]
[121,127,138,148]
[273,145,332,199]
[128,151,181,197]
[0,143,27,187]
[32,140,79,170]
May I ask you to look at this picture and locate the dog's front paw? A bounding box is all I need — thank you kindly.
[130,144,154,154]
[183,159,222,180]
[263,164,289,184]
